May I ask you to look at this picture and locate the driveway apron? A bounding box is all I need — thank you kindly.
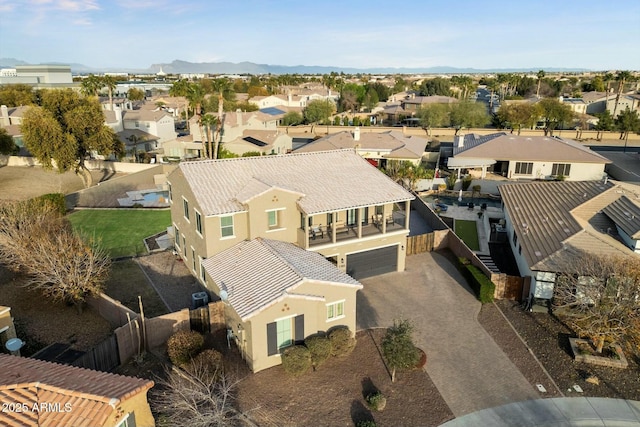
[357,252,538,417]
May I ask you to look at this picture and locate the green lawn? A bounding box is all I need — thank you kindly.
[68,209,171,258]
[454,219,480,251]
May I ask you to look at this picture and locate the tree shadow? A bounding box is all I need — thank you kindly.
[361,376,379,400]
[350,399,374,426]
[557,332,573,357]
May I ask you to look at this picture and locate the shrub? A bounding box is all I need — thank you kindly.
[458,259,495,303]
[446,173,457,190]
[472,184,481,194]
[329,327,356,357]
[186,349,224,382]
[281,345,312,376]
[437,183,446,192]
[356,420,377,427]
[366,391,387,411]
[167,330,204,366]
[33,193,66,215]
[461,176,473,191]
[305,335,332,368]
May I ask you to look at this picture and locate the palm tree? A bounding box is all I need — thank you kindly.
[80,74,102,97]
[613,70,632,118]
[102,75,118,111]
[211,79,233,159]
[200,114,217,159]
[536,70,545,98]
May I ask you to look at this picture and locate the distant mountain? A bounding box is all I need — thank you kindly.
[2,57,591,75]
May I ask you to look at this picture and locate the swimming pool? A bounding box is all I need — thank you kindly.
[422,195,502,209]
[142,190,169,203]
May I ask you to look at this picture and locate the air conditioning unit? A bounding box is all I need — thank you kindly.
[191,291,209,309]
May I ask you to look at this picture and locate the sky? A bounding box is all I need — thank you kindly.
[1,0,639,71]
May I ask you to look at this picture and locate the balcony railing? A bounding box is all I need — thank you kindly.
[308,212,406,247]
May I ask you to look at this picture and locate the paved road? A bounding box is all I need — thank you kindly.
[357,252,539,417]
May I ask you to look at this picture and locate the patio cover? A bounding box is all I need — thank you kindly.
[447,157,496,168]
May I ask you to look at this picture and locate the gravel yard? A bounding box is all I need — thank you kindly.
[483,300,640,400]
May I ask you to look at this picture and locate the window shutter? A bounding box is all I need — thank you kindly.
[294,314,304,342]
[267,322,277,356]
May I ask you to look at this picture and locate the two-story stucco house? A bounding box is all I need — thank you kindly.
[167,150,414,371]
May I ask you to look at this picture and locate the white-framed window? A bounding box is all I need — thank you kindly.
[220,215,234,238]
[514,162,533,175]
[551,163,571,177]
[115,413,133,427]
[268,210,278,228]
[174,225,180,249]
[191,247,196,272]
[182,235,187,256]
[183,198,190,221]
[199,256,206,282]
[276,317,293,349]
[168,182,172,203]
[195,210,203,235]
[326,300,345,321]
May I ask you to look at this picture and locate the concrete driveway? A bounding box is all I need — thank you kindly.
[357,251,538,417]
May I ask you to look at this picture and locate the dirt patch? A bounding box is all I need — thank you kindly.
[0,165,120,202]
[0,265,113,356]
[105,260,169,318]
[233,329,454,427]
[491,300,640,400]
[135,251,207,312]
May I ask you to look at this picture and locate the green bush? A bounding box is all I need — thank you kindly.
[446,173,457,190]
[33,193,66,215]
[458,259,495,303]
[305,335,332,368]
[329,327,356,357]
[461,176,473,191]
[366,391,387,411]
[356,420,377,427]
[281,345,312,376]
[167,330,204,366]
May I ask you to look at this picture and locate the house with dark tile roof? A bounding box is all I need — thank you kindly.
[448,132,611,180]
[0,354,154,427]
[499,180,640,301]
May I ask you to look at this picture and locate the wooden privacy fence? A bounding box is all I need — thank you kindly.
[72,334,119,372]
[406,233,435,255]
[190,306,211,334]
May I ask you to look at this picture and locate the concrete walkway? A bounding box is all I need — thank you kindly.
[357,252,539,417]
[440,397,640,426]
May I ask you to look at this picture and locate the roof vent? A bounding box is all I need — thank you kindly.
[534,251,542,257]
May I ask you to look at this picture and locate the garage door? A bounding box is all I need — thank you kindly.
[346,246,398,280]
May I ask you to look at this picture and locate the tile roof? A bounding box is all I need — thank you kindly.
[602,196,640,239]
[0,354,153,427]
[454,133,611,164]
[499,181,638,272]
[173,149,414,216]
[202,238,362,320]
[241,130,281,148]
[122,110,172,122]
[296,130,426,160]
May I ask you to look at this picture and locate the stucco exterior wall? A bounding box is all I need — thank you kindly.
[104,391,155,427]
[506,161,606,181]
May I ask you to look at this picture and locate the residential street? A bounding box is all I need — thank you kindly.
[357,251,539,417]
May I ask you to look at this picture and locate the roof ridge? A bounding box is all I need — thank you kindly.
[258,238,307,284]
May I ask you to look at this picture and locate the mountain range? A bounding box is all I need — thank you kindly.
[0,58,590,75]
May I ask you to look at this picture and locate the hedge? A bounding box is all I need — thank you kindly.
[458,258,495,303]
[167,330,204,366]
[281,345,312,376]
[33,193,66,215]
[329,327,356,357]
[305,335,332,368]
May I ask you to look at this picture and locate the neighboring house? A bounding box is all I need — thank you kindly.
[202,238,363,372]
[582,91,610,115]
[499,180,640,303]
[382,95,458,125]
[224,130,293,156]
[606,94,640,117]
[167,149,413,282]
[118,129,160,160]
[0,105,29,126]
[0,354,155,427]
[447,132,611,180]
[188,110,280,149]
[121,110,176,144]
[295,127,427,167]
[560,97,587,115]
[249,90,337,110]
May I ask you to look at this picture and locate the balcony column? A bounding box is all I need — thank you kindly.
[304,214,310,249]
[331,211,337,244]
[382,206,387,234]
[404,200,410,229]
[357,208,363,238]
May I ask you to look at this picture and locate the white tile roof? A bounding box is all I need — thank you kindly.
[175,149,414,216]
[202,238,362,320]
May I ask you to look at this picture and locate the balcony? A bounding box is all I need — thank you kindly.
[308,212,406,247]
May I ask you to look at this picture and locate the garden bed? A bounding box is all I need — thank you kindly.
[569,338,628,369]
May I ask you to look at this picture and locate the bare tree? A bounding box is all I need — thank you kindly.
[0,199,110,313]
[153,364,248,427]
[552,253,640,353]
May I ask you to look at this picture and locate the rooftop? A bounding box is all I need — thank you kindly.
[202,238,362,320]
[173,149,414,216]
